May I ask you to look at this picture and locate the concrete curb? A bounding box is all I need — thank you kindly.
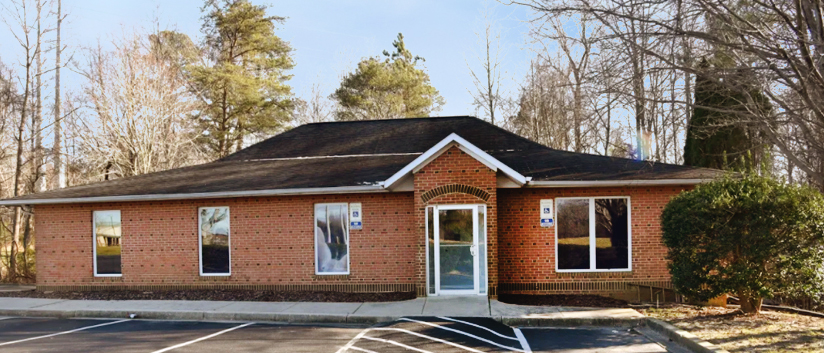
[644,318,729,353]
[501,316,645,328]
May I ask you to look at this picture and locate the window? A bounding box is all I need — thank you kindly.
[93,210,122,276]
[199,207,231,276]
[315,203,349,275]
[556,197,631,272]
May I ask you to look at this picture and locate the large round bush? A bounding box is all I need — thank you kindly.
[661,174,824,313]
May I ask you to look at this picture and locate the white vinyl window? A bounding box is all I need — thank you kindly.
[315,203,350,275]
[93,210,122,277]
[198,206,231,276]
[555,197,632,272]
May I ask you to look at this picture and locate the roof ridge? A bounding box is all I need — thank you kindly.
[229,152,423,162]
[301,115,475,126]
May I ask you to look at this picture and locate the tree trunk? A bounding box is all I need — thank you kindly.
[739,292,763,314]
[33,0,45,193]
[53,0,65,189]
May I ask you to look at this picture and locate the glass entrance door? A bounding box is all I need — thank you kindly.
[427,204,487,296]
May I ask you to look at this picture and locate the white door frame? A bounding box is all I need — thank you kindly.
[430,204,485,296]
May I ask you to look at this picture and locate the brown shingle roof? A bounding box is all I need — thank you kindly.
[0,116,726,204]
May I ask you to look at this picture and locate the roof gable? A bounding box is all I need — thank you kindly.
[384,133,527,189]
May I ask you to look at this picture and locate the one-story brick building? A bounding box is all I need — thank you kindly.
[0,116,724,299]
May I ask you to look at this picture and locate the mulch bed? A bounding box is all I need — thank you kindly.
[497,294,630,308]
[0,289,417,302]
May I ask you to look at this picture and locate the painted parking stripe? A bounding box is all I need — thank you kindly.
[361,335,435,353]
[436,316,519,340]
[371,327,483,353]
[0,319,130,346]
[513,328,532,353]
[399,318,524,352]
[347,346,379,353]
[336,327,372,353]
[151,322,255,353]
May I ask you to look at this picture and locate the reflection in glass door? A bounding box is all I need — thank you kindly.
[438,208,475,291]
[426,204,487,296]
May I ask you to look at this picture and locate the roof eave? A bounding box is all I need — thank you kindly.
[526,178,715,188]
[0,185,387,206]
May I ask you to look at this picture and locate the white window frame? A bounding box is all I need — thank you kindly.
[93,210,122,277]
[554,196,632,273]
[198,206,232,276]
[314,203,351,276]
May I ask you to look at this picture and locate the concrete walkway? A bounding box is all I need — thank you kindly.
[0,296,644,326]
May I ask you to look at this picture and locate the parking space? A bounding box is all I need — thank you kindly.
[0,316,668,353]
[340,316,530,352]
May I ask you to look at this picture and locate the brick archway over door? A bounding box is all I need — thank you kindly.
[420,184,491,203]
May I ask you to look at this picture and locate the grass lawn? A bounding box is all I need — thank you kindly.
[640,304,824,352]
[557,237,612,248]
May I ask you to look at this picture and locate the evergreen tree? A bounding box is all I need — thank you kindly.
[189,0,295,158]
[683,58,771,170]
[332,33,444,121]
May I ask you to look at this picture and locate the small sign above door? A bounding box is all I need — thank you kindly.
[540,199,554,227]
[349,203,363,230]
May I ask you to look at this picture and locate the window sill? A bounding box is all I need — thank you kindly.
[556,270,633,279]
[313,274,350,281]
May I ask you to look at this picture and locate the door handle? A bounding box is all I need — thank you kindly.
[470,244,476,256]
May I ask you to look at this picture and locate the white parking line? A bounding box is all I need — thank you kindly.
[151,322,255,353]
[347,346,378,353]
[513,328,532,353]
[400,318,524,352]
[336,327,372,353]
[361,335,435,353]
[371,327,483,353]
[0,319,130,346]
[436,316,519,340]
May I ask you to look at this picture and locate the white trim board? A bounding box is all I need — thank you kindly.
[383,133,528,189]
[0,185,386,206]
[527,179,711,187]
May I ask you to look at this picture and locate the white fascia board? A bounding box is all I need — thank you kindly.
[0,185,386,206]
[526,179,713,188]
[383,133,527,189]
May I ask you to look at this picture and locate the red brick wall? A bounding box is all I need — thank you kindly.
[34,193,418,290]
[413,146,498,294]
[497,186,690,296]
[33,148,689,300]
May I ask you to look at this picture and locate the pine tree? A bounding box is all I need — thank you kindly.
[683,58,771,170]
[332,33,444,121]
[189,0,295,158]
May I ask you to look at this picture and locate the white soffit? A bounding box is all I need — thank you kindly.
[383,133,527,189]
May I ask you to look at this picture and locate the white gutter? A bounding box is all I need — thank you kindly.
[0,185,387,206]
[526,179,714,188]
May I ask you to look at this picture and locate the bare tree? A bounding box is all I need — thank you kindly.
[510,59,575,150]
[516,0,824,189]
[52,0,65,189]
[467,3,506,126]
[293,82,334,126]
[1,0,51,280]
[76,32,204,180]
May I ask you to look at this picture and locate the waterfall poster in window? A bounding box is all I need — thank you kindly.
[199,207,231,275]
[315,203,350,275]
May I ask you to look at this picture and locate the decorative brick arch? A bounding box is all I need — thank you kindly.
[421,184,491,203]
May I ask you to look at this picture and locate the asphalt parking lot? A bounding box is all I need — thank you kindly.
[0,316,669,352]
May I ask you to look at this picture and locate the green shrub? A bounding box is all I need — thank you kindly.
[661,174,824,313]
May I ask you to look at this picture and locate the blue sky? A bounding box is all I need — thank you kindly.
[0,0,537,117]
